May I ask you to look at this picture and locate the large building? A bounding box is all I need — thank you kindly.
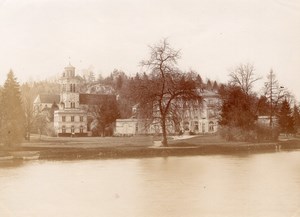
[114,89,220,136]
[34,64,116,137]
[54,64,88,136]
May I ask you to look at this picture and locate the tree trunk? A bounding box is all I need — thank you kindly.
[161,117,168,147]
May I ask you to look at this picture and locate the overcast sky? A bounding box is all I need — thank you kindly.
[0,0,300,99]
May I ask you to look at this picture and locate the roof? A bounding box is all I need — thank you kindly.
[39,94,60,104]
[65,63,75,69]
[79,93,116,105]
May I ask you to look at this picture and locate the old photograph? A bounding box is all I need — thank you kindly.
[0,0,300,216]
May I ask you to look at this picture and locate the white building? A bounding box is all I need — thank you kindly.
[54,64,88,136]
[33,64,117,137]
[114,89,220,136]
[184,90,219,134]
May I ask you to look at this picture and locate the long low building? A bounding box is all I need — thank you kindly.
[114,90,220,136]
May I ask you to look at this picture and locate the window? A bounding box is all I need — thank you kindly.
[62,126,66,133]
[71,102,75,108]
[209,121,214,132]
[80,116,83,122]
[71,126,75,133]
[71,116,74,122]
[62,116,66,122]
[69,84,76,92]
[80,126,84,133]
[194,121,199,131]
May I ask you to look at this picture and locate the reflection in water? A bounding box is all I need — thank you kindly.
[0,151,300,217]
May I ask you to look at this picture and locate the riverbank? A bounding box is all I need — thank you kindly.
[1,134,300,160]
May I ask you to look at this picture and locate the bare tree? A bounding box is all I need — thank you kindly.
[21,83,38,141]
[229,63,261,95]
[134,39,201,146]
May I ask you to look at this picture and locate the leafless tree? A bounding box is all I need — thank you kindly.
[135,39,201,146]
[21,83,38,141]
[229,63,261,95]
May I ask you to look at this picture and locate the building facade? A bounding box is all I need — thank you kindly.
[114,90,220,136]
[54,64,88,136]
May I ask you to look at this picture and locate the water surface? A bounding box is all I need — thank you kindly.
[0,151,300,217]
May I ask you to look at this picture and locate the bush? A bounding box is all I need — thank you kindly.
[189,131,196,135]
[219,125,279,142]
[219,126,256,142]
[255,124,279,142]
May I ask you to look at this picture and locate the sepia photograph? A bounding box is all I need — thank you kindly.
[0,0,300,216]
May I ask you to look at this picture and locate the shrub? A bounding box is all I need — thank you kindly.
[255,124,279,142]
[219,126,256,142]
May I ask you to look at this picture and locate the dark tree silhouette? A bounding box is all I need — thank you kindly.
[278,99,295,135]
[90,98,120,137]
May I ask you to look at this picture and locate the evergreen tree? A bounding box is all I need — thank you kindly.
[219,85,257,141]
[278,99,294,135]
[212,81,219,91]
[196,74,203,88]
[292,104,300,132]
[219,85,256,130]
[206,79,212,90]
[1,70,25,146]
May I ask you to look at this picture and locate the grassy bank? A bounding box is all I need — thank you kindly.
[1,134,300,160]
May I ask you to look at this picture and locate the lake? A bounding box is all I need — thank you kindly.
[0,150,300,217]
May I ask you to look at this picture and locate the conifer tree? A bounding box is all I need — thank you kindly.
[206,79,212,90]
[1,70,25,146]
[278,99,294,135]
[212,81,219,91]
[292,104,300,131]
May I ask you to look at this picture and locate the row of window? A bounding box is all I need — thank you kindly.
[62,84,76,92]
[62,116,84,122]
[62,125,84,133]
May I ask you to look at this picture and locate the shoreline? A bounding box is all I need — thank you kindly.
[1,138,300,161]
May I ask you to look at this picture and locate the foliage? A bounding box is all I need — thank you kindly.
[219,126,257,142]
[255,124,279,142]
[277,99,295,135]
[256,95,270,116]
[219,85,256,130]
[90,98,120,137]
[293,105,300,130]
[1,71,25,146]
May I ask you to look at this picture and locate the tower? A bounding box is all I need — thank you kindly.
[59,63,80,109]
[54,64,88,137]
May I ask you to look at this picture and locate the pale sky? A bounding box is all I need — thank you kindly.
[0,0,300,99]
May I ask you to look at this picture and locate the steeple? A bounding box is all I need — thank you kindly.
[62,62,75,78]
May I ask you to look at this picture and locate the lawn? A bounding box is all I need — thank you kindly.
[22,134,154,148]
